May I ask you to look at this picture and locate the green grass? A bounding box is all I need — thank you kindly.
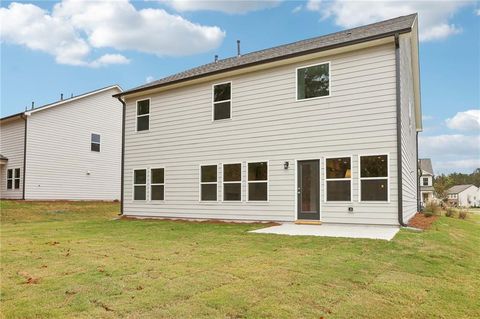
[1,201,479,318]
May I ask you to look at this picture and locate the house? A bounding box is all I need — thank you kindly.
[0,85,122,200]
[114,14,422,226]
[419,158,435,204]
[446,185,479,208]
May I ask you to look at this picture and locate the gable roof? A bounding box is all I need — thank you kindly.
[447,185,477,194]
[419,158,434,175]
[1,85,122,122]
[115,13,417,98]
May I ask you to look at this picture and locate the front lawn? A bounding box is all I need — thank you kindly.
[1,201,479,318]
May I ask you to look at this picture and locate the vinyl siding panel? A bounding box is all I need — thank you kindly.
[0,118,25,199]
[399,35,419,223]
[124,43,400,225]
[24,88,122,200]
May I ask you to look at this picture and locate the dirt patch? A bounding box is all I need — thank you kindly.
[120,215,280,226]
[408,212,439,230]
[18,271,40,284]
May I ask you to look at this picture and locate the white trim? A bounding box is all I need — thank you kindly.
[222,162,242,202]
[199,163,219,202]
[90,132,101,152]
[132,168,148,201]
[25,85,122,116]
[135,98,151,133]
[295,61,331,102]
[246,160,269,202]
[149,167,165,202]
[211,81,232,122]
[358,153,390,203]
[324,155,353,203]
[6,168,21,190]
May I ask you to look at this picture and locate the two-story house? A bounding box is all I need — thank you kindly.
[446,185,479,208]
[0,85,122,200]
[114,14,422,226]
[419,158,435,204]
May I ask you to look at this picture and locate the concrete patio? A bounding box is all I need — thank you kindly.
[250,223,400,240]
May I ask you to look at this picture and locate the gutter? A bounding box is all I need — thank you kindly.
[416,132,420,211]
[117,97,126,216]
[395,33,407,227]
[21,113,28,200]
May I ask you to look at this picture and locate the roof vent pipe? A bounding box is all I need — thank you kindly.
[237,40,241,57]
[214,54,218,63]
[31,102,34,110]
[60,93,64,100]
[71,93,73,98]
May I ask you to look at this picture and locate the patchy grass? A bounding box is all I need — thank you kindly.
[1,200,480,318]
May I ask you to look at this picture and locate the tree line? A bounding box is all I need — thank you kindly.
[433,168,480,198]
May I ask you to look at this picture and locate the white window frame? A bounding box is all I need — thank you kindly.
[135,98,151,133]
[358,153,390,203]
[295,61,331,102]
[14,168,20,189]
[6,168,13,190]
[132,168,147,201]
[199,164,218,202]
[212,81,232,122]
[222,162,242,202]
[247,160,269,202]
[324,156,353,203]
[150,167,165,202]
[422,177,428,186]
[90,132,101,152]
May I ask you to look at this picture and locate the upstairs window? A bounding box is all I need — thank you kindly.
[136,99,150,131]
[213,82,231,120]
[133,169,147,200]
[297,62,330,100]
[7,168,20,190]
[360,155,389,202]
[151,168,165,201]
[325,157,352,201]
[248,162,268,201]
[91,133,101,152]
[423,177,428,186]
[200,165,217,201]
[223,163,241,201]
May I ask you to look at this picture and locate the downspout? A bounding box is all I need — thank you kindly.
[117,96,126,216]
[395,33,407,227]
[416,131,420,212]
[21,114,28,200]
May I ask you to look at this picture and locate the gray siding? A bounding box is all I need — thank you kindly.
[124,43,402,225]
[24,88,122,200]
[399,35,419,222]
[0,118,25,199]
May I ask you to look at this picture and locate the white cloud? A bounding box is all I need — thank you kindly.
[446,109,480,131]
[477,9,480,15]
[163,0,281,14]
[292,5,303,14]
[146,76,155,83]
[306,0,469,41]
[0,0,225,67]
[419,134,480,173]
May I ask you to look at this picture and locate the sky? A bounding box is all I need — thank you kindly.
[1,0,479,174]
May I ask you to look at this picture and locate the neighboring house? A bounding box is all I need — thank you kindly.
[446,185,479,208]
[419,158,435,204]
[0,85,122,200]
[114,14,422,226]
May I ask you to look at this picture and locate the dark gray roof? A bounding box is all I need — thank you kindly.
[419,158,434,175]
[447,185,477,194]
[117,13,417,97]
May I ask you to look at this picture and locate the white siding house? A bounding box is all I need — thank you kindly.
[447,185,479,208]
[0,85,122,200]
[419,158,435,204]
[116,14,422,225]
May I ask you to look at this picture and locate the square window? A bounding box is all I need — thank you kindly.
[297,63,330,100]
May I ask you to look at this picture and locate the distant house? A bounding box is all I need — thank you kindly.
[446,185,479,207]
[419,158,435,203]
[0,85,122,200]
[114,14,422,226]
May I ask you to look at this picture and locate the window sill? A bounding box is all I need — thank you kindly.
[211,118,232,123]
[295,94,331,102]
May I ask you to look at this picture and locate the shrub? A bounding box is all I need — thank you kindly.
[424,201,440,216]
[458,209,468,220]
[424,211,433,217]
[445,208,455,218]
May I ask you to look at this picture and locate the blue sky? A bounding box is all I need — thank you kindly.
[1,0,479,174]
